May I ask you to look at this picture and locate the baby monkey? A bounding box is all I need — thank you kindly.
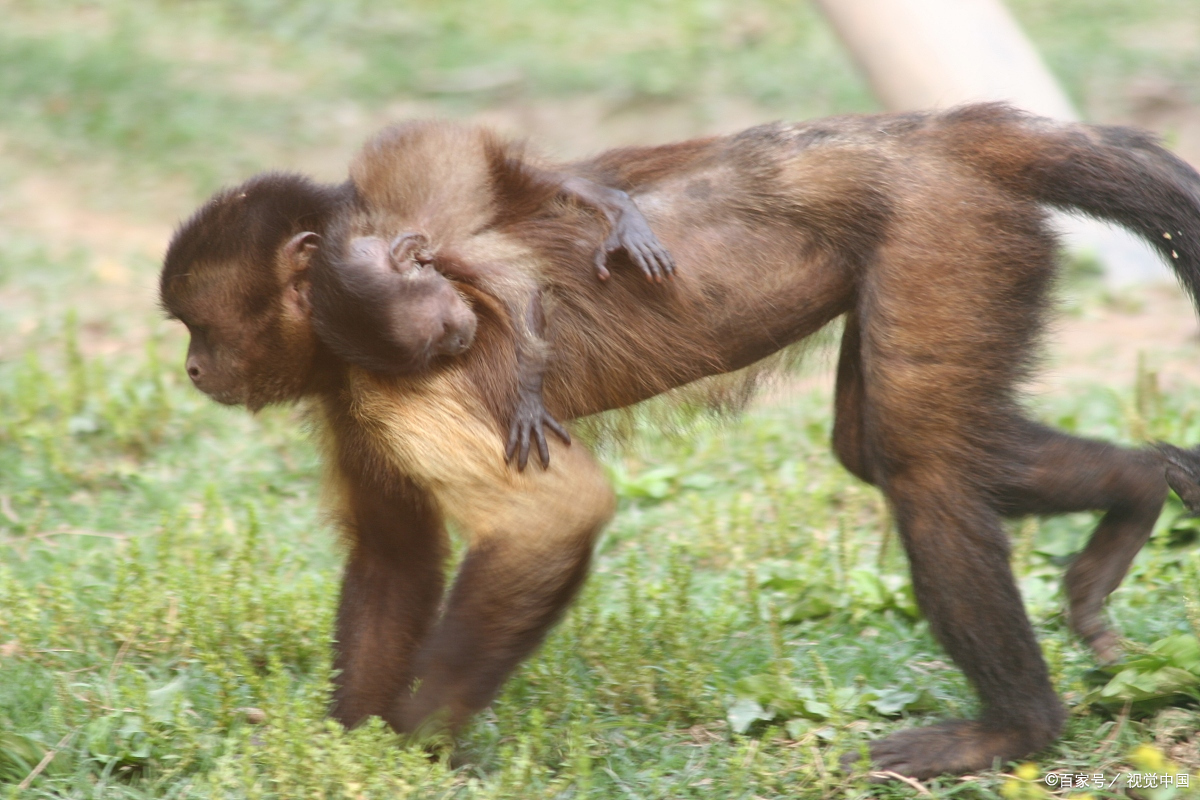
[312,231,479,372]
[314,228,568,469]
[307,130,675,469]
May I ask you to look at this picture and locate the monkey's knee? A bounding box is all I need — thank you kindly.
[831,419,874,485]
[831,312,876,485]
[396,509,603,734]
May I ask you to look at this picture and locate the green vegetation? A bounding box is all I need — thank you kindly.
[1011,0,1200,113]
[0,317,1197,798]
[2,0,1200,797]
[2,0,1194,193]
[4,316,1200,798]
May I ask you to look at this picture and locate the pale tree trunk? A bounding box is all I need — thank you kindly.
[813,0,1169,285]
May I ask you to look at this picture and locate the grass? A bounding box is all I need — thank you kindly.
[4,318,1200,798]
[1010,0,1200,113]
[3,0,1200,797]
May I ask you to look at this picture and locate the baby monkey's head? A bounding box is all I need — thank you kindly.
[313,232,478,374]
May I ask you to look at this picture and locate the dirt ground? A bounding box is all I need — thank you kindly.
[1042,283,1200,394]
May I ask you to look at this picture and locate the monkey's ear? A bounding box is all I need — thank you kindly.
[390,232,433,265]
[281,272,313,318]
[280,232,318,317]
[282,231,321,274]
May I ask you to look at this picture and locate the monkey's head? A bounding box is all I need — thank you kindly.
[310,231,478,374]
[160,172,347,410]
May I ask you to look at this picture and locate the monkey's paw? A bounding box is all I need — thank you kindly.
[841,718,1058,781]
[505,393,571,471]
[593,193,675,283]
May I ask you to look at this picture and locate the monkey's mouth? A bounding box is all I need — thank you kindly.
[196,385,247,407]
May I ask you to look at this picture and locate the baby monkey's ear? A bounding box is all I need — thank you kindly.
[389,232,433,266]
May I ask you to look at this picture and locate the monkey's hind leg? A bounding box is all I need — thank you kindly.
[993,421,1167,664]
[838,320,1167,664]
[846,201,1067,777]
[838,365,1066,777]
[861,464,1065,778]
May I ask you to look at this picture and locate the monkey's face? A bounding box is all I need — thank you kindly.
[163,261,322,410]
[336,235,478,372]
[182,316,248,406]
[378,273,478,366]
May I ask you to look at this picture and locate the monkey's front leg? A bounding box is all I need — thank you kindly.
[392,434,615,735]
[393,526,598,733]
[340,367,615,736]
[329,473,449,729]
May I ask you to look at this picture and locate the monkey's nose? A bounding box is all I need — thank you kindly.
[441,332,470,356]
[186,358,202,383]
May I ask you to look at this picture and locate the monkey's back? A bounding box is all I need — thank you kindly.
[524,112,968,418]
[388,107,1193,423]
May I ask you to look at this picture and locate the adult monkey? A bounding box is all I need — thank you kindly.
[160,104,1200,779]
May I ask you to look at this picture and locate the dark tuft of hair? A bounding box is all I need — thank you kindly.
[161,173,349,313]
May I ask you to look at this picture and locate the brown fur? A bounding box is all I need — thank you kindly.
[311,121,673,467]
[161,103,1200,779]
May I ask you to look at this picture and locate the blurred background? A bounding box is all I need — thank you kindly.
[3,2,1200,796]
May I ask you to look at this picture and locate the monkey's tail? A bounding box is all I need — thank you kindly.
[940,103,1200,309]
